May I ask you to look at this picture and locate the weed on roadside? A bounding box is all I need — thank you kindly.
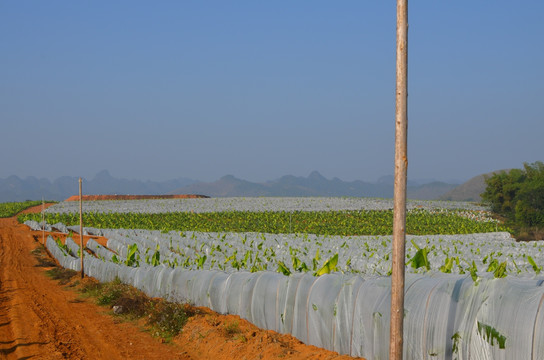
[78,276,196,341]
[146,301,196,340]
[223,320,241,337]
[31,245,57,267]
[80,277,132,306]
[36,247,195,343]
[45,267,78,285]
[222,320,248,342]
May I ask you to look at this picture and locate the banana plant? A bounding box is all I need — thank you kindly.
[314,253,339,276]
[527,256,542,274]
[407,240,430,271]
[125,243,140,267]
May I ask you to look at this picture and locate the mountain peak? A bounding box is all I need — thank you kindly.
[377,175,394,185]
[94,170,113,180]
[219,174,238,181]
[308,171,326,181]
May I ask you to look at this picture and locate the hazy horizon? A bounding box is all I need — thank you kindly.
[2,2,542,184]
[0,168,474,186]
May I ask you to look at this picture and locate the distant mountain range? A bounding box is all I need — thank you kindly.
[168,171,459,200]
[0,170,196,202]
[0,169,493,203]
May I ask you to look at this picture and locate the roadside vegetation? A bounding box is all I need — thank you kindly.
[79,277,196,340]
[32,245,196,341]
[482,161,544,240]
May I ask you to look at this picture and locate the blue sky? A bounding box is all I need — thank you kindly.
[1,1,542,183]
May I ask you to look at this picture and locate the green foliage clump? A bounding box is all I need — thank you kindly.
[45,267,78,285]
[477,321,507,349]
[146,301,192,339]
[482,161,544,239]
[0,200,52,218]
[407,240,430,271]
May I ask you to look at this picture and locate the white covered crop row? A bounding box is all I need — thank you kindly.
[86,238,117,262]
[44,235,544,359]
[45,197,488,214]
[67,225,542,278]
[29,218,543,278]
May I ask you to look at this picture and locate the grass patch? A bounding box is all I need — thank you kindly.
[222,320,247,342]
[31,245,57,267]
[98,279,130,306]
[223,320,241,336]
[45,267,78,285]
[146,301,195,340]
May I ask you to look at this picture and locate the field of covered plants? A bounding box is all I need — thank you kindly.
[21,197,544,359]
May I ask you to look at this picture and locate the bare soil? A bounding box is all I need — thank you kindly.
[0,205,362,360]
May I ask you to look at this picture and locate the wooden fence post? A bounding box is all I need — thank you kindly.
[42,197,45,245]
[79,177,84,279]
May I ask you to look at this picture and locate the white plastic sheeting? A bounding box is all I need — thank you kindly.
[26,220,69,233]
[77,227,541,278]
[65,237,81,257]
[25,220,52,232]
[45,197,488,214]
[46,235,80,271]
[86,238,117,262]
[44,236,544,359]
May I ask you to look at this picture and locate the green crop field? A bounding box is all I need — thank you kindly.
[19,207,509,236]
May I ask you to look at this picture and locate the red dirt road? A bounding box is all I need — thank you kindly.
[0,209,194,360]
[0,207,362,360]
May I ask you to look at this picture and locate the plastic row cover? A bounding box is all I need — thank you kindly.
[26,220,70,233]
[101,230,185,266]
[65,237,81,257]
[25,220,52,232]
[46,237,544,359]
[46,235,80,271]
[86,238,117,261]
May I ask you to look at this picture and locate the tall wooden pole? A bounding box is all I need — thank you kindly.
[79,177,84,279]
[390,1,408,359]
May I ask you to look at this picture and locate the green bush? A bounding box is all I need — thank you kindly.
[482,162,544,237]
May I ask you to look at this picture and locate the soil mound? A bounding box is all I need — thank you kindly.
[64,194,209,201]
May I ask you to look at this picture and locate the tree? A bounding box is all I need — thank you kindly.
[482,162,544,237]
[515,162,544,227]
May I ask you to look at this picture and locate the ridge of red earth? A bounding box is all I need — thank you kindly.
[64,194,209,201]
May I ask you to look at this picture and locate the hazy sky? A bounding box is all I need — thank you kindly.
[1,1,542,183]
